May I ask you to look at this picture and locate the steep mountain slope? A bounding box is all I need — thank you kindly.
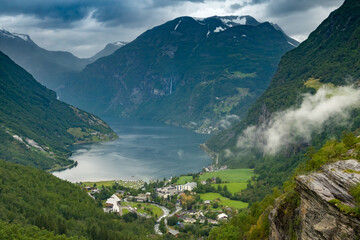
[0,29,125,93]
[0,51,116,170]
[0,28,90,92]
[210,133,360,240]
[62,16,297,132]
[207,0,360,160]
[202,0,360,206]
[0,160,154,240]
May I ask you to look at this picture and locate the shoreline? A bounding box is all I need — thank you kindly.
[47,161,78,173]
[50,136,119,174]
[200,143,219,166]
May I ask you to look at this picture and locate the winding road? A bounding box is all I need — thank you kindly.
[154,204,170,235]
[154,205,182,235]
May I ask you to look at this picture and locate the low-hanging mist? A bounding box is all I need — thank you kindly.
[236,85,360,155]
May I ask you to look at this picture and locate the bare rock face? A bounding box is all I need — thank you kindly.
[269,160,360,240]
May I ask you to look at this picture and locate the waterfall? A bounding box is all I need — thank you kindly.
[170,78,173,94]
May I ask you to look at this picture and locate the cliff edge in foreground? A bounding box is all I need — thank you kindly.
[269,159,360,240]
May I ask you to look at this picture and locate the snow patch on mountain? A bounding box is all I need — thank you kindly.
[220,16,246,27]
[0,29,15,39]
[13,33,30,41]
[234,16,246,25]
[0,28,30,41]
[287,41,297,47]
[214,26,226,33]
[193,17,205,21]
[174,19,182,31]
[113,41,126,47]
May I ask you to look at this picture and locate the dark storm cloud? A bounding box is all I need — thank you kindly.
[0,0,344,28]
[0,0,207,28]
[230,3,246,10]
[0,0,90,22]
[247,0,343,16]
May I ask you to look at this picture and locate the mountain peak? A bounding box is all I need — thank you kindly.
[0,28,32,42]
[212,15,260,27]
[88,41,127,62]
[111,41,127,47]
[191,15,260,27]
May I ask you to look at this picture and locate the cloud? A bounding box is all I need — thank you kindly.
[0,0,90,23]
[0,0,345,57]
[0,0,210,28]
[229,3,247,10]
[0,0,342,27]
[245,0,343,14]
[237,85,360,155]
[217,115,240,130]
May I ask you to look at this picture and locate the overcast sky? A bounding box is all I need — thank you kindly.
[0,0,345,58]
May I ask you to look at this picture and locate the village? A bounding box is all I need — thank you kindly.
[79,168,255,237]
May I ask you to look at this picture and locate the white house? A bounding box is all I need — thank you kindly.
[217,213,228,220]
[105,194,121,213]
[184,217,197,224]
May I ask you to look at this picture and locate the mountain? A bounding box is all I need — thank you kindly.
[0,28,91,92]
[205,0,360,198]
[0,50,116,170]
[0,29,125,94]
[89,41,127,61]
[61,15,298,133]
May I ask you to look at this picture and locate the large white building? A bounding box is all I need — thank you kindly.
[176,182,197,192]
[105,194,121,213]
[156,186,178,198]
[156,182,197,198]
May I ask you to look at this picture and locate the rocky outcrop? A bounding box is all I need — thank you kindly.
[269,160,360,240]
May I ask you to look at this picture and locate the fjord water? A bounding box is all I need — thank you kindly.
[53,118,211,182]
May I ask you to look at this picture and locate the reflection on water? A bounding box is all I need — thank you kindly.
[53,118,211,182]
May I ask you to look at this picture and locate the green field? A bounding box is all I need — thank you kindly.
[176,176,194,185]
[127,202,163,218]
[213,182,248,194]
[176,169,255,185]
[199,169,255,182]
[82,179,144,189]
[199,193,248,209]
[122,208,129,215]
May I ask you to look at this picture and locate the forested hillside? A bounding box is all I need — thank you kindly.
[0,51,116,170]
[206,0,360,200]
[0,160,154,239]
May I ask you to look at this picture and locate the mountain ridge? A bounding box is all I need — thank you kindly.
[203,0,360,208]
[206,0,360,157]
[0,28,126,93]
[61,15,297,133]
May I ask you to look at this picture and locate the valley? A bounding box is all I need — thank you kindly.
[1,0,359,239]
[79,166,255,237]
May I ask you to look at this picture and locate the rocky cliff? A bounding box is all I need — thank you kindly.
[269,159,360,240]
